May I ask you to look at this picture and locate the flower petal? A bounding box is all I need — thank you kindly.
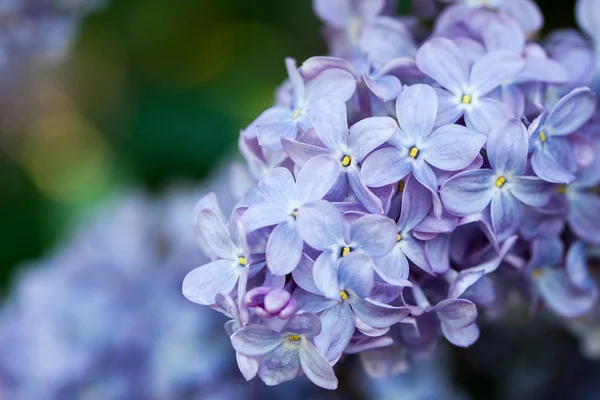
[373,247,411,286]
[198,210,238,260]
[231,325,283,357]
[491,190,523,242]
[338,252,375,297]
[545,87,596,136]
[433,298,478,329]
[398,175,432,231]
[566,241,596,290]
[258,167,296,209]
[312,252,341,300]
[182,260,240,305]
[309,98,348,151]
[415,37,468,94]
[283,312,322,337]
[292,254,321,294]
[266,221,303,275]
[258,344,301,386]
[464,98,513,135]
[348,116,398,161]
[242,202,289,232]
[396,84,438,141]
[401,236,432,274]
[440,169,495,216]
[348,169,384,214]
[425,234,450,274]
[361,148,412,188]
[299,341,338,390]
[296,200,344,250]
[531,146,576,184]
[441,322,480,347]
[314,303,355,363]
[469,51,524,96]
[568,192,600,245]
[350,214,397,258]
[510,176,554,207]
[536,268,598,318]
[281,137,330,167]
[351,298,410,328]
[486,118,528,174]
[423,124,486,171]
[295,155,340,204]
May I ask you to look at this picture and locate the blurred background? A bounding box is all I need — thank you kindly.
[1,0,596,398]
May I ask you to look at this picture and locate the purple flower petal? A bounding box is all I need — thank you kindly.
[309,97,348,151]
[364,72,402,101]
[425,234,450,274]
[182,260,241,305]
[464,97,513,135]
[491,190,523,241]
[487,118,528,175]
[433,298,478,329]
[531,145,576,183]
[441,322,479,347]
[313,0,354,28]
[293,288,336,313]
[440,169,495,216]
[416,37,468,94]
[338,252,375,297]
[373,247,411,286]
[351,297,410,328]
[281,137,330,167]
[299,340,338,390]
[259,344,301,386]
[469,51,524,96]
[568,192,600,244]
[292,254,321,294]
[545,87,596,136]
[197,210,238,260]
[266,221,303,275]
[313,252,341,300]
[348,116,398,161]
[258,167,296,209]
[577,0,600,42]
[398,175,432,231]
[535,268,598,318]
[296,200,344,250]
[295,155,340,204]
[566,242,595,290]
[314,303,355,362]
[396,84,438,141]
[361,147,412,188]
[283,312,322,337]
[231,325,283,357]
[237,353,259,381]
[510,177,554,207]
[435,88,464,126]
[305,68,357,105]
[350,214,397,258]
[401,235,433,274]
[348,169,384,214]
[242,202,289,232]
[423,124,486,171]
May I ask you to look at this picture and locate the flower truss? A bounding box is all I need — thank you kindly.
[183,0,600,390]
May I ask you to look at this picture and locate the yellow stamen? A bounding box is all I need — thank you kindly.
[288,334,301,341]
[397,234,402,242]
[291,211,298,219]
[341,246,351,257]
[340,290,349,301]
[398,180,405,193]
[539,130,547,143]
[495,176,506,188]
[531,269,542,279]
[557,184,567,195]
[292,109,301,119]
[341,155,351,167]
[461,94,472,105]
[409,147,419,159]
[238,256,247,266]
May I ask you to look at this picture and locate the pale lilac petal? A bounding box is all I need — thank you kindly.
[296,200,344,250]
[373,247,410,286]
[293,288,336,313]
[423,125,486,171]
[292,254,321,294]
[396,84,438,141]
[464,98,513,135]
[231,325,282,357]
[491,190,523,241]
[338,252,375,297]
[259,344,301,386]
[441,322,480,347]
[487,118,528,174]
[258,167,296,209]
[299,341,338,390]
[364,73,402,101]
[510,177,554,207]
[182,260,241,305]
[305,68,357,103]
[398,175,431,231]
[351,298,410,328]
[569,192,600,244]
[295,155,340,204]
[284,312,322,337]
[425,234,450,274]
[529,235,563,270]
[531,147,576,184]
[566,242,595,290]
[440,169,495,216]
[469,51,525,96]
[242,202,289,232]
[281,137,330,167]
[286,57,305,103]
[536,268,598,318]
[361,148,412,188]
[198,210,237,259]
[313,252,341,300]
[348,169,384,214]
[545,87,596,136]
[266,221,303,275]
[350,214,397,258]
[482,15,525,53]
[434,299,478,328]
[309,97,348,151]
[257,121,298,150]
[434,88,464,126]
[412,161,443,216]
[313,0,353,27]
[314,303,355,362]
[348,116,398,161]
[504,0,542,33]
[415,38,468,94]
[237,354,259,381]
[401,236,432,274]
[577,0,600,42]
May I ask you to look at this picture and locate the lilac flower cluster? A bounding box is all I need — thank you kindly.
[183,0,600,389]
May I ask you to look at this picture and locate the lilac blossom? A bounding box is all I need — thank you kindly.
[415,38,524,133]
[231,312,338,389]
[361,84,486,214]
[528,87,596,183]
[441,118,554,241]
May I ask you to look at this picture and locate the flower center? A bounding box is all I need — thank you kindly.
[340,290,349,301]
[292,109,301,119]
[531,268,543,279]
[398,180,405,193]
[409,147,419,159]
[288,334,301,341]
[291,209,298,219]
[495,176,507,188]
[397,233,403,242]
[238,256,248,266]
[341,155,352,167]
[539,130,547,143]
[340,246,352,257]
[556,184,567,195]
[461,94,472,105]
